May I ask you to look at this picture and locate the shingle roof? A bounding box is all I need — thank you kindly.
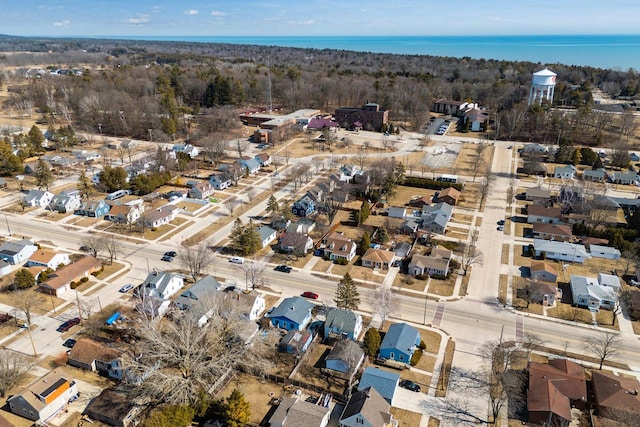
[527,360,586,421]
[357,367,400,403]
[533,239,590,258]
[84,388,136,424]
[325,308,360,335]
[341,386,392,425]
[326,339,364,368]
[40,256,100,290]
[68,338,121,366]
[530,261,558,276]
[268,296,314,326]
[361,248,395,264]
[528,205,562,218]
[532,222,573,237]
[592,371,640,416]
[380,322,420,354]
[269,397,331,426]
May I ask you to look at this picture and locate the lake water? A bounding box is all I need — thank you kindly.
[110,34,640,71]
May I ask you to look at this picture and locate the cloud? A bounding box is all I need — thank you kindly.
[184,9,198,15]
[211,11,228,17]
[126,15,150,25]
[54,20,70,27]
[288,19,314,25]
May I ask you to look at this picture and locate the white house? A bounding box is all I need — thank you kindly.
[0,239,38,265]
[257,225,277,248]
[209,173,232,190]
[105,204,142,225]
[527,205,562,224]
[26,249,70,269]
[533,239,591,263]
[139,205,178,228]
[51,191,81,213]
[388,207,408,219]
[589,244,621,260]
[570,275,617,311]
[22,189,54,207]
[140,270,184,300]
[553,164,577,179]
[172,143,200,158]
[598,273,621,293]
[188,181,215,199]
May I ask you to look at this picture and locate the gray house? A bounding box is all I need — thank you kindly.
[269,397,331,427]
[257,225,277,248]
[421,202,453,234]
[324,308,363,340]
[174,275,223,310]
[339,387,396,427]
[325,339,365,376]
[0,239,38,265]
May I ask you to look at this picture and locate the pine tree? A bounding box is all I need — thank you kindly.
[34,159,53,191]
[229,219,245,254]
[358,231,371,255]
[77,169,95,200]
[266,195,279,216]
[572,147,582,165]
[363,328,381,357]
[225,389,250,427]
[241,221,262,256]
[334,273,360,310]
[13,269,35,290]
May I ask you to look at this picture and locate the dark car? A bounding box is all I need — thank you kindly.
[302,291,319,299]
[274,265,292,273]
[164,251,177,258]
[57,317,81,333]
[400,379,421,392]
[497,220,505,226]
[161,255,174,262]
[79,245,91,252]
[62,338,77,348]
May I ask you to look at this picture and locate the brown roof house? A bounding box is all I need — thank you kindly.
[530,261,558,283]
[7,368,79,423]
[68,338,123,380]
[592,370,640,422]
[532,222,573,241]
[527,359,587,425]
[26,249,70,269]
[322,232,357,262]
[84,388,143,427]
[435,187,461,206]
[269,396,331,427]
[408,247,451,277]
[38,256,101,296]
[361,248,395,270]
[527,205,563,224]
[340,386,397,427]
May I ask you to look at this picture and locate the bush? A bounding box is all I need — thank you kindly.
[363,328,381,357]
[403,176,464,191]
[334,258,349,265]
[70,281,78,289]
[419,339,427,350]
[410,350,423,366]
[80,277,89,283]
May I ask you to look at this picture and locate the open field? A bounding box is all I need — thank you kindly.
[385,185,437,208]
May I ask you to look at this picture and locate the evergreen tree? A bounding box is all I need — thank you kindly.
[358,231,371,256]
[572,147,582,165]
[593,156,604,170]
[142,404,195,427]
[224,389,250,427]
[0,139,22,175]
[266,195,279,216]
[241,221,262,256]
[34,159,53,191]
[77,169,95,200]
[334,273,360,310]
[363,328,381,357]
[229,219,245,254]
[27,125,44,154]
[99,165,129,192]
[13,269,35,290]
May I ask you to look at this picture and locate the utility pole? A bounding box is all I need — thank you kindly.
[423,294,428,325]
[4,214,11,236]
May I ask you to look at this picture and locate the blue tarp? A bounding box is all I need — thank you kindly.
[105,311,121,326]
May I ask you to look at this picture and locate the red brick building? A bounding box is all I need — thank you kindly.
[334,103,388,131]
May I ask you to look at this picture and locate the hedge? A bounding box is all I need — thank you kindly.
[410,350,423,366]
[403,176,464,191]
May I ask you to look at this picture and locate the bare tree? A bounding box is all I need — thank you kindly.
[0,349,34,397]
[81,234,105,258]
[461,242,483,276]
[371,286,397,328]
[240,260,268,289]
[12,291,43,356]
[77,296,98,320]
[225,197,238,216]
[100,234,121,265]
[621,249,640,276]
[179,240,214,283]
[235,138,248,158]
[584,330,621,370]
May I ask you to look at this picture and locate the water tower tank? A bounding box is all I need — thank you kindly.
[528,68,557,105]
[532,68,557,86]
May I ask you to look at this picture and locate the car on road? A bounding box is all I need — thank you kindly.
[508,145,513,149]
[497,225,504,231]
[62,338,77,348]
[79,245,91,252]
[57,317,80,333]
[400,379,421,392]
[161,255,174,262]
[497,220,505,226]
[274,265,292,273]
[164,251,177,258]
[119,283,134,293]
[301,291,319,299]
[229,257,244,264]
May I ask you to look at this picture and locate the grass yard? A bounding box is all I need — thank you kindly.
[451,213,473,224]
[393,274,428,292]
[349,265,385,284]
[498,274,508,305]
[428,417,441,427]
[546,303,593,325]
[0,285,66,317]
[514,221,530,238]
[435,339,455,397]
[501,243,510,265]
[385,185,438,208]
[217,374,289,426]
[459,268,471,296]
[420,329,443,355]
[427,275,456,297]
[595,310,619,330]
[513,244,533,266]
[390,407,424,427]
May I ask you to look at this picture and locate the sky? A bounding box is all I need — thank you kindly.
[2,0,640,38]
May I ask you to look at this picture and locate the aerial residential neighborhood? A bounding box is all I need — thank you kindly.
[0,39,639,427]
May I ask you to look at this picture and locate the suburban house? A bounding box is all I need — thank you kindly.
[583,168,606,182]
[387,207,408,219]
[278,330,313,354]
[67,338,123,380]
[533,239,591,263]
[527,205,562,224]
[0,239,38,265]
[139,205,178,228]
[139,270,184,301]
[324,339,365,376]
[607,170,639,185]
[570,275,617,311]
[172,143,199,158]
[464,108,489,131]
[269,396,331,427]
[408,247,452,277]
[421,202,453,234]
[597,273,622,293]
[257,225,277,248]
[591,371,640,421]
[527,360,587,426]
[50,192,81,213]
[525,186,553,203]
[434,187,461,206]
[84,388,142,427]
[26,249,69,269]
[287,218,316,234]
[532,222,573,241]
[589,244,621,260]
[553,164,577,179]
[398,219,419,235]
[292,195,315,217]
[361,248,395,270]
[75,199,110,218]
[280,231,314,255]
[378,323,421,365]
[393,242,412,259]
[339,164,362,183]
[358,367,400,405]
[188,181,215,200]
[267,296,314,331]
[38,256,101,296]
[254,152,272,167]
[340,387,397,427]
[530,261,558,283]
[209,173,232,190]
[22,189,54,207]
[8,369,79,423]
[174,275,223,311]
[237,157,261,174]
[0,260,12,278]
[322,232,357,262]
[221,288,266,321]
[104,204,142,225]
[324,308,363,340]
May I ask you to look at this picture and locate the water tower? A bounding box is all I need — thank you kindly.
[528,67,557,105]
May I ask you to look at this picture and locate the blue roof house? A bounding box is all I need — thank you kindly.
[379,323,421,365]
[237,157,260,174]
[357,367,400,404]
[267,296,314,331]
[292,195,315,217]
[324,308,363,340]
[75,199,110,218]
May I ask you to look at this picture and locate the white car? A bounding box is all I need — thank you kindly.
[119,283,134,293]
[229,257,244,264]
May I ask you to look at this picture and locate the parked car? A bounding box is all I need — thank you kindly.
[391,259,401,267]
[497,225,504,231]
[62,338,77,348]
[497,220,505,226]
[161,255,174,262]
[274,265,292,273]
[301,291,319,299]
[400,379,421,392]
[229,257,244,264]
[164,251,177,258]
[57,317,80,333]
[119,283,134,293]
[79,245,91,252]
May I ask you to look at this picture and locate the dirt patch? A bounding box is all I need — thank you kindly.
[546,302,593,325]
[435,338,455,397]
[428,275,456,297]
[385,185,438,208]
[393,274,428,292]
[390,407,424,427]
